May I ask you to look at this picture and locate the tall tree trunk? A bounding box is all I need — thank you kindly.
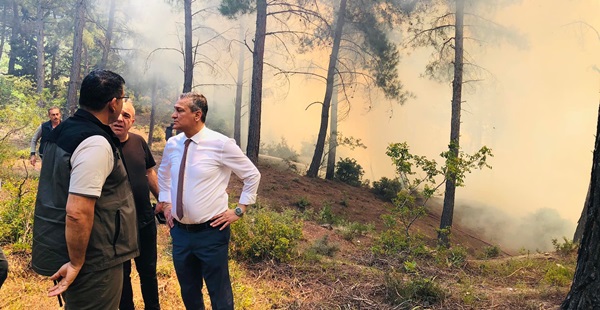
[49,45,57,92]
[35,1,45,98]
[246,0,266,163]
[0,1,9,61]
[307,0,346,178]
[67,0,86,115]
[439,0,464,246]
[574,181,592,243]
[325,83,338,180]
[182,0,193,92]
[234,28,245,147]
[99,0,116,70]
[148,76,158,149]
[7,0,18,75]
[561,105,600,309]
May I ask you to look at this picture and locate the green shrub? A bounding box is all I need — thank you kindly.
[371,177,403,202]
[334,157,364,187]
[0,176,38,248]
[480,245,501,259]
[231,208,303,262]
[307,235,339,257]
[435,245,468,267]
[543,263,573,286]
[372,228,409,257]
[337,221,373,241]
[403,260,418,273]
[385,273,446,306]
[295,196,311,209]
[552,237,578,257]
[318,203,339,225]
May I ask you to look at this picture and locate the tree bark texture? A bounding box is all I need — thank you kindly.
[325,84,338,180]
[574,183,591,243]
[7,0,18,75]
[0,1,8,61]
[99,0,116,70]
[439,0,464,246]
[67,0,86,115]
[35,1,45,96]
[246,0,266,163]
[148,76,158,149]
[561,104,600,309]
[182,0,193,93]
[234,30,245,147]
[307,0,346,178]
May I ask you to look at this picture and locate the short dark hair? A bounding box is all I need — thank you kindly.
[180,92,208,123]
[79,70,125,111]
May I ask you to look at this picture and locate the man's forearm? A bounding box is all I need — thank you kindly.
[30,126,42,154]
[147,168,159,200]
[65,194,95,268]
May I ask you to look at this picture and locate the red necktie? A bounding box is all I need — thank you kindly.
[176,139,192,219]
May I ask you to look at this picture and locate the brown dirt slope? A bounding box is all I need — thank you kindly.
[227,155,496,255]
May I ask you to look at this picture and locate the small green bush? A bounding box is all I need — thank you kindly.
[371,177,403,202]
[318,203,339,225]
[403,260,418,273]
[435,245,468,267]
[337,221,373,241]
[334,157,364,187]
[295,197,311,209]
[480,245,501,259]
[385,273,446,306]
[552,237,578,257]
[372,228,409,257]
[231,208,303,262]
[307,235,339,257]
[543,263,573,286]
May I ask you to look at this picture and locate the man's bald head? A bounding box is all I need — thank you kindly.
[110,99,136,142]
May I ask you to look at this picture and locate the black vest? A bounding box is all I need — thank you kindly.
[38,120,53,155]
[32,109,139,276]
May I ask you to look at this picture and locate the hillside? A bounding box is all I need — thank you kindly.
[237,156,497,254]
[0,152,574,309]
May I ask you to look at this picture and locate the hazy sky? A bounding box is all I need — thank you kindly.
[261,0,600,249]
[123,0,600,249]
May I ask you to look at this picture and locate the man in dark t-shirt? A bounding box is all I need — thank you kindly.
[110,100,161,310]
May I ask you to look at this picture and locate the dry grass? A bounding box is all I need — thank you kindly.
[0,160,577,309]
[0,230,575,309]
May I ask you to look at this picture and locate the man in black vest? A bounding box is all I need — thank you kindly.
[32,70,139,309]
[29,106,61,166]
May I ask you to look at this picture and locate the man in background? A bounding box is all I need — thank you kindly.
[157,92,260,309]
[29,106,62,166]
[110,99,161,310]
[32,69,138,309]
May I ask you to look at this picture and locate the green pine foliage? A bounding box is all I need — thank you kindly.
[334,157,364,187]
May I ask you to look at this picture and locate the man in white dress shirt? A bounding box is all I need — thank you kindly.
[156,92,260,310]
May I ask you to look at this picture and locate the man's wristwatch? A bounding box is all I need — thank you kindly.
[234,206,244,217]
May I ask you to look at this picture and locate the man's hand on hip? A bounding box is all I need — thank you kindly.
[210,204,245,230]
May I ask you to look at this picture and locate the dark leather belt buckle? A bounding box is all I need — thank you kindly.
[175,220,213,232]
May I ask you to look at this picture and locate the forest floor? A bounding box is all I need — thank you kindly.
[0,152,575,309]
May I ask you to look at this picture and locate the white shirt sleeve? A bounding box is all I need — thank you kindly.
[69,135,114,198]
[222,138,261,205]
[158,141,173,203]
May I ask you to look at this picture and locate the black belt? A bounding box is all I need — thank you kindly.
[174,219,215,232]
